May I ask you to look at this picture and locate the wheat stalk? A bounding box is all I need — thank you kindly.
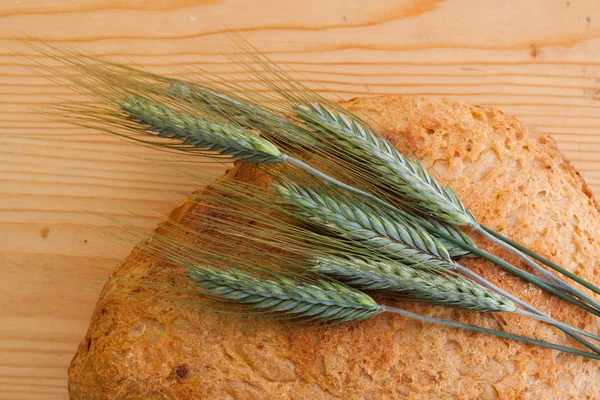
[37,43,600,311]
[124,89,600,313]
[93,82,600,350]
[187,265,381,323]
[275,181,455,270]
[125,93,600,312]
[312,256,516,312]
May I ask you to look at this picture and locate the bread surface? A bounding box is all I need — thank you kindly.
[68,96,600,399]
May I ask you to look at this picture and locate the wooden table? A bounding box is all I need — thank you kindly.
[2,1,600,398]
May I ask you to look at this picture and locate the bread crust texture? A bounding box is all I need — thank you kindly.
[69,96,600,399]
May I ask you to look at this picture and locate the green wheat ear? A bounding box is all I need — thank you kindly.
[294,103,476,227]
[119,95,283,163]
[311,256,516,312]
[31,42,600,360]
[188,265,382,323]
[274,181,455,270]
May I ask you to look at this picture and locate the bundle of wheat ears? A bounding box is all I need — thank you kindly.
[34,42,600,365]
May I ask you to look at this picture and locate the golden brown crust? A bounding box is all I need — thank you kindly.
[69,96,600,399]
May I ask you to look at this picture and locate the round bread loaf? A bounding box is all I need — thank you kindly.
[68,96,600,399]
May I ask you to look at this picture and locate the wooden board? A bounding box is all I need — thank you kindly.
[2,1,600,398]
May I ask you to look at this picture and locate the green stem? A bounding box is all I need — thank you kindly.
[381,305,600,361]
[516,309,600,342]
[526,274,600,317]
[474,225,568,289]
[454,264,600,354]
[474,225,600,313]
[481,224,600,297]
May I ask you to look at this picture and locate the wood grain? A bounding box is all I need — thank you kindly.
[2,1,600,398]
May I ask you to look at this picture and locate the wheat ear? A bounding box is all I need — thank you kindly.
[295,103,476,227]
[312,256,516,312]
[187,266,381,323]
[275,181,454,270]
[119,95,283,163]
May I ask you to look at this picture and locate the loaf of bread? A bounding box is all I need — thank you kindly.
[68,96,600,399]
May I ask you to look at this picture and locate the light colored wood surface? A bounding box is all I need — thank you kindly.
[2,1,600,398]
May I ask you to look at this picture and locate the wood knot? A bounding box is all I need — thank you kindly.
[529,44,539,59]
[40,226,50,238]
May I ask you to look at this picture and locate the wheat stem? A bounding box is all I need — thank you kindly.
[453,264,600,354]
[475,225,600,312]
[481,224,600,297]
[381,306,600,361]
[515,309,600,342]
